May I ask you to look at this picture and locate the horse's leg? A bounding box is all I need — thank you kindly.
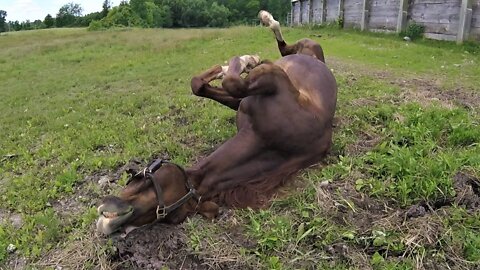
[191,55,260,110]
[258,11,325,62]
[187,129,304,207]
[188,128,291,194]
[191,65,242,110]
[258,10,296,56]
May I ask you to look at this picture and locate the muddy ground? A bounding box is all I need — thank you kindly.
[111,223,205,270]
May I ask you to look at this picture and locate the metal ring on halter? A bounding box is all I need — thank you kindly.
[156,205,167,219]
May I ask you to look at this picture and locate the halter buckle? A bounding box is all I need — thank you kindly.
[156,205,167,219]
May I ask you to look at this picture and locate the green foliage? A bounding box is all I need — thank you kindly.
[353,105,480,205]
[206,2,230,27]
[0,10,6,33]
[44,14,55,28]
[87,20,104,31]
[102,0,111,18]
[91,0,291,30]
[56,2,83,27]
[89,4,143,29]
[403,22,425,40]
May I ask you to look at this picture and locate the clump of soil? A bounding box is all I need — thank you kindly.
[111,223,204,270]
[453,171,480,210]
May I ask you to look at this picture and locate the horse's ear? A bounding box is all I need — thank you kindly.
[197,201,219,220]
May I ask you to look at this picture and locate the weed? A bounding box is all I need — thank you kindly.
[401,22,425,40]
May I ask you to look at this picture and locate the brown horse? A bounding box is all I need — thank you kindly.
[96,25,337,236]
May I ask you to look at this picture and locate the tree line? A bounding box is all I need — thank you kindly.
[0,0,291,32]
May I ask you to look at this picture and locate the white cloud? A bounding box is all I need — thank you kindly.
[0,0,121,22]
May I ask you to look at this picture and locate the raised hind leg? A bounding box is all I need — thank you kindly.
[258,10,325,62]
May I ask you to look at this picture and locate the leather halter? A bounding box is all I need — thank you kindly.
[127,159,199,220]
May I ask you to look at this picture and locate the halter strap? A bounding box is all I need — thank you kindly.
[129,159,200,220]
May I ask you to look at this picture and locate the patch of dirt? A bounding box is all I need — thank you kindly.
[453,171,480,210]
[349,97,377,107]
[345,130,382,156]
[315,170,480,269]
[111,223,203,270]
[51,159,145,219]
[3,255,27,270]
[329,57,480,112]
[110,211,258,270]
[393,78,480,111]
[316,175,394,234]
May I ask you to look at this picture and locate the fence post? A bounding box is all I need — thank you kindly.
[309,0,313,24]
[321,0,327,23]
[300,0,304,24]
[457,0,473,44]
[361,0,369,30]
[396,0,408,33]
[338,0,345,27]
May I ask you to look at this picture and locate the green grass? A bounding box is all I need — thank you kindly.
[0,26,479,268]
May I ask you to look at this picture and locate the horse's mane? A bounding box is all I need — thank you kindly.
[208,160,305,208]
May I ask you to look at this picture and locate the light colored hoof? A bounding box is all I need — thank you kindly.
[258,10,275,27]
[215,66,229,80]
[240,54,260,69]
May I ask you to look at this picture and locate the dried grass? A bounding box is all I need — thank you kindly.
[34,226,120,270]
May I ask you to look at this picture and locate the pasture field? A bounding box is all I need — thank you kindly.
[0,26,479,269]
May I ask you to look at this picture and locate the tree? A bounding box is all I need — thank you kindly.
[206,2,230,27]
[152,4,172,27]
[44,14,55,28]
[155,0,188,27]
[101,4,142,27]
[181,0,209,27]
[32,19,45,29]
[0,10,7,32]
[56,3,83,27]
[9,20,21,31]
[101,0,111,18]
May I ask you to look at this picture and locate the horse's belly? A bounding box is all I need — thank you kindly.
[239,96,325,152]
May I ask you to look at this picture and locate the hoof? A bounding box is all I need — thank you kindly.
[258,10,280,31]
[240,55,261,70]
[258,10,274,27]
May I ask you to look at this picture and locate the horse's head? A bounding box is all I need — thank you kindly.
[96,160,219,235]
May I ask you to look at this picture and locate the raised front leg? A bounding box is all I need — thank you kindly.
[191,65,242,110]
[222,57,281,98]
[190,55,260,110]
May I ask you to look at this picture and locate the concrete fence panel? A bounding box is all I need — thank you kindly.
[344,0,364,27]
[291,0,479,42]
[369,0,400,30]
[326,0,341,22]
[409,0,462,40]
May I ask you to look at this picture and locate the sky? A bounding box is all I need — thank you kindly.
[0,0,121,22]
